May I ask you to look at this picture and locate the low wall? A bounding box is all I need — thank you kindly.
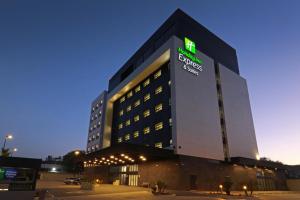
[39,172,82,181]
[287,179,300,191]
[0,191,35,200]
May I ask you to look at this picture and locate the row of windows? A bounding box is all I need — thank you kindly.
[118,103,164,130]
[117,120,171,143]
[89,121,101,132]
[90,110,102,121]
[87,144,99,153]
[119,70,163,104]
[119,86,164,117]
[88,132,100,143]
[91,100,104,112]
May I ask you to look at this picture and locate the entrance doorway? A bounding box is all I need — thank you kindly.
[190,175,197,189]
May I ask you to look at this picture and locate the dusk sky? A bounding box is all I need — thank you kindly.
[0,0,299,165]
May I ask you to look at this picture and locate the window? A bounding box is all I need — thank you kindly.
[134,100,140,107]
[118,123,123,129]
[168,80,171,86]
[155,122,163,131]
[144,93,150,102]
[96,132,100,137]
[155,103,163,112]
[155,86,163,94]
[119,110,124,116]
[120,96,125,103]
[127,91,133,98]
[134,115,140,122]
[144,127,150,134]
[169,118,172,126]
[118,137,122,143]
[143,78,150,87]
[127,105,132,112]
[135,85,141,93]
[155,142,162,148]
[125,134,130,141]
[154,70,161,79]
[126,119,131,126]
[133,131,139,138]
[143,110,150,118]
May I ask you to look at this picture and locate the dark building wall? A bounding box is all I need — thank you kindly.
[111,61,172,148]
[138,156,287,191]
[108,9,239,92]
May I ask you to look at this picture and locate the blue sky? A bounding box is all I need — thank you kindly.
[0,0,299,164]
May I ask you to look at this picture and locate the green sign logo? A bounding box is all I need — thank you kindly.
[184,37,196,54]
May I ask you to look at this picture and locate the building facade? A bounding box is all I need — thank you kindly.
[84,9,271,190]
[86,91,107,153]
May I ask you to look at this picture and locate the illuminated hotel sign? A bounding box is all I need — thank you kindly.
[177,37,203,76]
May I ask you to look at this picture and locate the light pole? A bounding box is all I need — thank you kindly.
[11,148,18,157]
[3,134,13,149]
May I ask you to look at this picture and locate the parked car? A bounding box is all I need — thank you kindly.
[64,177,81,185]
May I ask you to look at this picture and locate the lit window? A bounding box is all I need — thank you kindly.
[155,142,162,148]
[120,96,125,103]
[155,122,163,131]
[143,110,150,118]
[144,127,150,134]
[118,123,123,129]
[154,70,161,79]
[133,131,139,138]
[169,118,172,126]
[168,80,171,86]
[144,93,150,102]
[118,137,122,143]
[143,78,150,87]
[135,85,141,93]
[155,86,163,94]
[119,110,124,116]
[126,119,131,126]
[96,144,99,149]
[155,103,163,112]
[125,134,130,141]
[98,121,101,126]
[170,139,172,145]
[96,104,99,108]
[134,115,140,122]
[127,105,132,112]
[127,91,133,98]
[134,100,140,107]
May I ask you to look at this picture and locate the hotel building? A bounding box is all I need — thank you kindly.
[84,9,287,190]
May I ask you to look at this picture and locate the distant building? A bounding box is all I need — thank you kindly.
[41,155,63,173]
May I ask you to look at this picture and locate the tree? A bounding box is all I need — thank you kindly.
[62,150,85,174]
[1,148,10,157]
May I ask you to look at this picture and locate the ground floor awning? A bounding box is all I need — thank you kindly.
[83,143,176,168]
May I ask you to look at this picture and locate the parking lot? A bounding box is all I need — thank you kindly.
[36,180,300,200]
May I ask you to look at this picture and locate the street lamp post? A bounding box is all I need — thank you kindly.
[2,134,13,149]
[11,148,18,157]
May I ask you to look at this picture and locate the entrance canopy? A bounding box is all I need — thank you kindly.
[84,144,176,168]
